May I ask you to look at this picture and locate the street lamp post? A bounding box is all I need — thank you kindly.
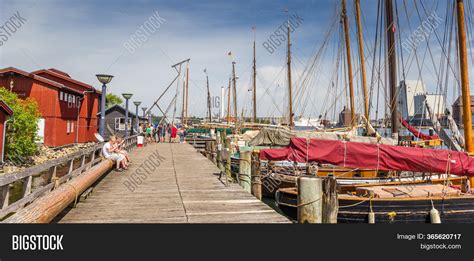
[133,101,141,133]
[141,107,148,120]
[122,93,133,138]
[96,74,114,138]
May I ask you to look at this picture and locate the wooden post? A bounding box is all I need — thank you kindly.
[239,150,252,193]
[47,165,57,183]
[88,150,96,170]
[48,165,59,190]
[224,137,232,182]
[205,141,211,160]
[80,154,87,175]
[67,159,74,182]
[210,140,217,164]
[216,140,222,170]
[0,184,9,209]
[251,151,262,200]
[68,159,74,174]
[297,176,322,223]
[322,177,338,223]
[22,176,33,197]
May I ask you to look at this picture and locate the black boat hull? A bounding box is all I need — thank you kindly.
[276,191,474,223]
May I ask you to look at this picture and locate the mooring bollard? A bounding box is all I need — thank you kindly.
[297,176,323,223]
[251,151,262,200]
[322,177,338,223]
[239,150,252,193]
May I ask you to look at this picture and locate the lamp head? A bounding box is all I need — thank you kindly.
[96,74,114,84]
[122,93,133,100]
[133,101,141,107]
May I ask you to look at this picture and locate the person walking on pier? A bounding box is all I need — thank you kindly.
[170,124,178,143]
[178,127,186,143]
[146,124,153,143]
[157,124,163,143]
[102,136,127,172]
[154,123,160,143]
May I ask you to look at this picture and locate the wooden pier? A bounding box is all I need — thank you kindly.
[57,143,289,223]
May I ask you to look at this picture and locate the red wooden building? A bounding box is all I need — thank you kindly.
[0,100,13,163]
[0,67,100,147]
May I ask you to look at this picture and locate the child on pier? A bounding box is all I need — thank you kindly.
[102,136,128,172]
[115,137,132,164]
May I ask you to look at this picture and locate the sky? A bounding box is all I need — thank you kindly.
[0,0,473,121]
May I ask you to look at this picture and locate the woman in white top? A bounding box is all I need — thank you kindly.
[102,136,127,171]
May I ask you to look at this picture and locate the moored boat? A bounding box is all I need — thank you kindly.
[276,181,474,223]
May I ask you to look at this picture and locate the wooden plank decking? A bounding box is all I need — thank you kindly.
[57,143,289,223]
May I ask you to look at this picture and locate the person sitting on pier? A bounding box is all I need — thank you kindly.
[102,136,128,172]
[114,137,132,164]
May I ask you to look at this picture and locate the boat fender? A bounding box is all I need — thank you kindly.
[387,211,397,223]
[368,212,375,224]
[430,208,441,224]
[368,195,375,224]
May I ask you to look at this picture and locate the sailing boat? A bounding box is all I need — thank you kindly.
[256,0,400,197]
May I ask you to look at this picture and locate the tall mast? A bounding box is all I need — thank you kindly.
[181,66,186,125]
[355,0,369,126]
[227,78,231,123]
[252,26,257,123]
[220,86,225,120]
[286,10,294,129]
[185,63,189,125]
[456,0,473,153]
[205,70,212,122]
[385,0,399,139]
[341,0,356,126]
[232,61,238,133]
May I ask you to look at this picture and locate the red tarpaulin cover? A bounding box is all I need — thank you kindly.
[259,138,474,177]
[400,117,439,140]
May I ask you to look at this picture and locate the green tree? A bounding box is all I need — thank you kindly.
[0,88,41,161]
[106,93,123,108]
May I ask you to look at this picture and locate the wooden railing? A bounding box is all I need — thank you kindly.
[0,134,139,220]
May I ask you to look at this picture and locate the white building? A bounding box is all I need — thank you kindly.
[413,94,445,118]
[398,80,427,119]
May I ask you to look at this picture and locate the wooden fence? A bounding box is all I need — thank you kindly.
[0,134,139,220]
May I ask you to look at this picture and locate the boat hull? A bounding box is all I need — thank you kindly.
[276,189,474,223]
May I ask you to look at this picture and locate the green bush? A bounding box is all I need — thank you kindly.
[0,88,41,161]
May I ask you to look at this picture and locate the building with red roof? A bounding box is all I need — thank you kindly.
[0,67,100,147]
[0,100,13,163]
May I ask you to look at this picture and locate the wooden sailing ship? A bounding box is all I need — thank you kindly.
[261,0,474,223]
